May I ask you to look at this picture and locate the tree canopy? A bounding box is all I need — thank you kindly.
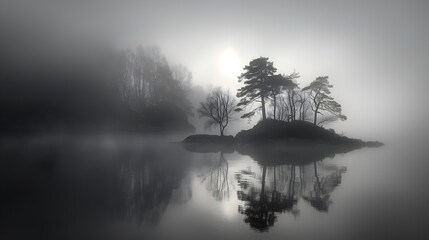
[302,76,346,125]
[236,57,277,120]
[266,73,299,120]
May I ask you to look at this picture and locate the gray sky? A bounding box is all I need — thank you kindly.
[2,0,428,140]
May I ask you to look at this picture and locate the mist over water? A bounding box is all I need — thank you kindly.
[1,0,429,239]
[1,135,428,240]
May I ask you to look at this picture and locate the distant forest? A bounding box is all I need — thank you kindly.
[0,44,195,133]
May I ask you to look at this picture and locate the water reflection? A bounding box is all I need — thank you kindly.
[301,162,346,212]
[0,138,196,239]
[119,147,192,224]
[199,152,231,201]
[235,161,346,231]
[236,165,297,231]
[183,142,352,231]
[1,138,360,239]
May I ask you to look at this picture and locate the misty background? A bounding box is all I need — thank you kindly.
[1,0,428,142]
[2,2,429,239]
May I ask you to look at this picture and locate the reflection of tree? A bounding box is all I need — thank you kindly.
[237,166,273,231]
[236,160,346,231]
[119,150,191,224]
[200,152,231,201]
[302,162,346,212]
[237,165,300,231]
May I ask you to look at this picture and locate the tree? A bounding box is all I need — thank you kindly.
[236,57,277,121]
[198,88,236,136]
[273,95,290,121]
[302,76,347,126]
[170,65,193,115]
[266,73,299,120]
[117,46,193,115]
[297,91,311,121]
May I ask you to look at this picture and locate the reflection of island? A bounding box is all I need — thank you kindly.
[200,152,231,201]
[236,161,346,231]
[232,143,350,231]
[119,148,191,224]
[181,140,354,231]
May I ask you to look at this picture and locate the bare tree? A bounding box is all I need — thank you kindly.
[198,88,236,136]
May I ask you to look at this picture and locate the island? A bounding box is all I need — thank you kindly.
[182,119,383,157]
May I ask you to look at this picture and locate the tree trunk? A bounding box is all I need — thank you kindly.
[261,94,267,121]
[313,106,319,125]
[219,124,224,136]
[273,94,277,120]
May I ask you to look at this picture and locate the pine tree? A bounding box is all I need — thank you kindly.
[236,57,277,120]
[302,76,347,125]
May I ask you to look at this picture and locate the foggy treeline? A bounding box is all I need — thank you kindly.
[117,46,193,117]
[115,46,196,132]
[0,39,197,133]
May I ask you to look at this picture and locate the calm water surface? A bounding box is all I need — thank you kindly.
[1,134,428,240]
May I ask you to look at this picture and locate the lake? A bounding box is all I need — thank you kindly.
[1,134,428,240]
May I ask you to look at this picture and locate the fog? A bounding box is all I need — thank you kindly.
[1,2,429,239]
[2,0,428,141]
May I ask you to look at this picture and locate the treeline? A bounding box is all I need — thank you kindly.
[115,46,195,132]
[117,46,193,116]
[0,42,196,133]
[198,57,347,135]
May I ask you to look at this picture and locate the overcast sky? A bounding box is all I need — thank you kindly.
[2,0,428,140]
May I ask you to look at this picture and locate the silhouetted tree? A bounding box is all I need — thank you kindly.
[273,95,289,121]
[198,88,236,136]
[236,57,277,121]
[302,76,347,126]
[266,73,298,120]
[297,91,311,121]
[285,86,299,121]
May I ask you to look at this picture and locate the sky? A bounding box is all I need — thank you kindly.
[2,0,428,141]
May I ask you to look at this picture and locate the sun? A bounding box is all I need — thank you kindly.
[219,49,241,77]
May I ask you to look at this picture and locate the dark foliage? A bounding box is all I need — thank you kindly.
[236,57,277,120]
[235,119,364,145]
[183,134,235,144]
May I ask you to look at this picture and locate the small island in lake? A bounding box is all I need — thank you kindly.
[182,57,382,153]
[182,119,382,155]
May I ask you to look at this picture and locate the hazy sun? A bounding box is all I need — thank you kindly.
[219,49,241,77]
